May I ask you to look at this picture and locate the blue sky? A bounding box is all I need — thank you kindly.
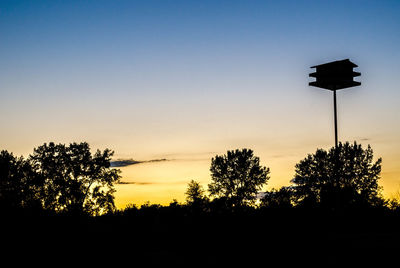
[2,1,399,98]
[1,0,400,205]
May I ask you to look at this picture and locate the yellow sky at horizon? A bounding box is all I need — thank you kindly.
[113,140,400,209]
[1,89,399,209]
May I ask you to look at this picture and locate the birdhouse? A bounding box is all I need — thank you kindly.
[309,59,361,90]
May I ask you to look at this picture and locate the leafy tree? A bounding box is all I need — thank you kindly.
[185,180,208,213]
[185,180,206,204]
[291,141,383,209]
[29,142,121,215]
[208,149,270,207]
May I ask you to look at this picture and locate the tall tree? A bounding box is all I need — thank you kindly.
[208,149,270,207]
[29,142,121,215]
[291,142,383,209]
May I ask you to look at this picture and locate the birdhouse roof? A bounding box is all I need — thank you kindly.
[311,59,358,69]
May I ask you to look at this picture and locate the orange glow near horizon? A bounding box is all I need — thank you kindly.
[113,141,400,209]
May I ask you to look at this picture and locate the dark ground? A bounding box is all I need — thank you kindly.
[2,209,399,266]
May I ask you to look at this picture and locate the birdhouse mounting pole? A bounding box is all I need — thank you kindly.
[333,89,338,148]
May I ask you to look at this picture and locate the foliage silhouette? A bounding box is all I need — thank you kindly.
[260,186,294,209]
[291,141,384,209]
[185,179,209,214]
[208,149,270,207]
[28,142,121,215]
[185,180,206,204]
[0,150,40,210]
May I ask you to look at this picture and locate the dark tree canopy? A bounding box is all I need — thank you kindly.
[0,150,39,210]
[208,149,270,206]
[29,142,121,215]
[291,141,383,209]
[0,150,24,209]
[185,180,206,205]
[260,187,294,209]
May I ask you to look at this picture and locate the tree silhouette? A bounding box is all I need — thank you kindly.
[291,141,383,209]
[0,151,30,209]
[208,149,270,207]
[29,142,121,215]
[185,180,206,204]
[185,180,208,213]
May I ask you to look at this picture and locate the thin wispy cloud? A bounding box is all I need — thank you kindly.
[117,180,189,185]
[117,181,154,185]
[110,158,168,167]
[110,152,215,168]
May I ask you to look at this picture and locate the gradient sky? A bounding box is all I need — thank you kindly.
[1,0,400,208]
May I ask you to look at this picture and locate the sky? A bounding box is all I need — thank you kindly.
[1,0,400,208]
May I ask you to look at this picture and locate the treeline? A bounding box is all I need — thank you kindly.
[1,141,400,216]
[178,143,400,212]
[2,141,400,264]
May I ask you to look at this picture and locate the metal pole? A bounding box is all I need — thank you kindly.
[333,89,339,209]
[333,90,338,148]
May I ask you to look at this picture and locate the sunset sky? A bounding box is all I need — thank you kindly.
[1,0,400,208]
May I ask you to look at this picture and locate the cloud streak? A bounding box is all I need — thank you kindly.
[117,180,189,185]
[110,158,168,167]
[117,181,154,185]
